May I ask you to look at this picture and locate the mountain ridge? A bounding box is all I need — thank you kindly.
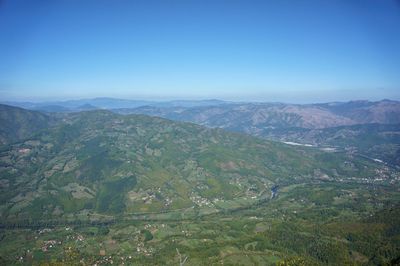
[1,107,391,221]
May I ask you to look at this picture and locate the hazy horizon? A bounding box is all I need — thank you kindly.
[2,95,399,106]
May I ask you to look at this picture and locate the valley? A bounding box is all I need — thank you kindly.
[0,103,399,265]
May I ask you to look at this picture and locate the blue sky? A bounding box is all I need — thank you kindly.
[0,0,400,103]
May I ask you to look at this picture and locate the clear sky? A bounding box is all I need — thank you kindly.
[0,0,400,103]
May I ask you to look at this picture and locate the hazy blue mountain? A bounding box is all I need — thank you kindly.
[2,98,153,110]
[115,100,400,129]
[113,100,400,165]
[317,99,400,124]
[2,98,229,112]
[31,105,72,113]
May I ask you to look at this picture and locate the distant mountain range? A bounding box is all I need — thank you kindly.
[113,99,400,166]
[1,98,228,112]
[4,98,399,127]
[114,99,400,129]
[3,99,400,165]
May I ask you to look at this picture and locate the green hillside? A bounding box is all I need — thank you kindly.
[0,110,388,220]
[258,123,400,166]
[0,109,399,265]
[0,104,56,146]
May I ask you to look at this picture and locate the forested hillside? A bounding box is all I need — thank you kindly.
[0,108,399,265]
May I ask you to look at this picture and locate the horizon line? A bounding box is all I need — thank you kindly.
[1,96,399,106]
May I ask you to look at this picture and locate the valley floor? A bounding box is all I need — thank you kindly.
[1,181,399,265]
